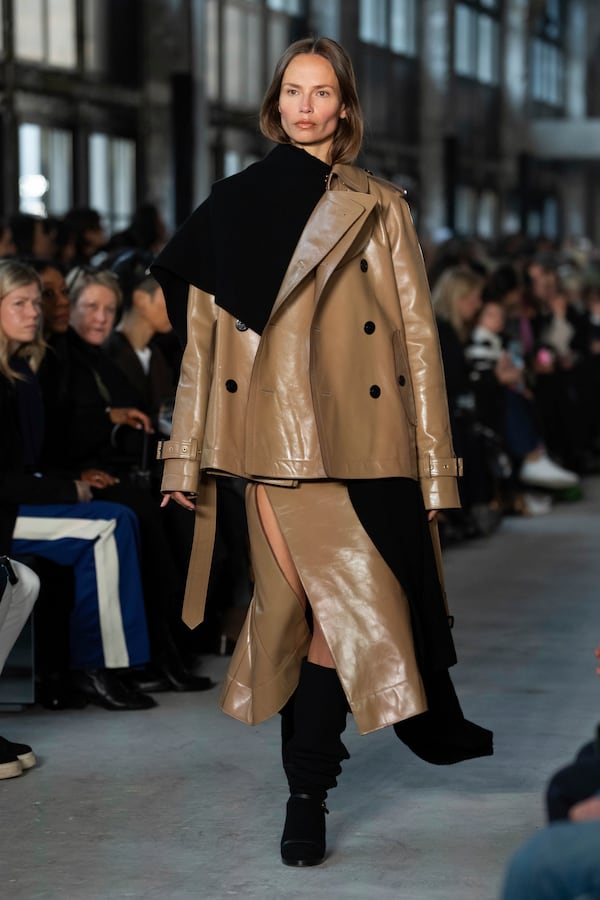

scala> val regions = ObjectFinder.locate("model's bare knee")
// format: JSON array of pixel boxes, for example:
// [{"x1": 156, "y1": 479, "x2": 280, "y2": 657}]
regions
[
  {"x1": 308, "y1": 616, "x2": 335, "y2": 668},
  {"x1": 255, "y1": 484, "x2": 305, "y2": 604}
]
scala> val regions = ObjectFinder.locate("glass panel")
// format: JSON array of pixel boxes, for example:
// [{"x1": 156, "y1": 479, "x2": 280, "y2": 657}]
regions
[
  {"x1": 477, "y1": 15, "x2": 497, "y2": 84},
  {"x1": 391, "y1": 0, "x2": 416, "y2": 56},
  {"x1": 223, "y1": 5, "x2": 243, "y2": 105},
  {"x1": 84, "y1": 0, "x2": 106, "y2": 72},
  {"x1": 455, "y1": 185, "x2": 477, "y2": 235},
  {"x1": 477, "y1": 190, "x2": 497, "y2": 239},
  {"x1": 455, "y1": 5, "x2": 475, "y2": 76},
  {"x1": 224, "y1": 150, "x2": 242, "y2": 178},
  {"x1": 45, "y1": 128, "x2": 72, "y2": 214},
  {"x1": 268, "y1": 14, "x2": 289, "y2": 77},
  {"x1": 48, "y1": 0, "x2": 77, "y2": 67},
  {"x1": 15, "y1": 0, "x2": 45, "y2": 62},
  {"x1": 206, "y1": 0, "x2": 220, "y2": 101},
  {"x1": 111, "y1": 138, "x2": 135, "y2": 231},
  {"x1": 359, "y1": 0, "x2": 386, "y2": 47},
  {"x1": 19, "y1": 124, "x2": 72, "y2": 216},
  {"x1": 19, "y1": 124, "x2": 44, "y2": 215},
  {"x1": 89, "y1": 133, "x2": 109, "y2": 218},
  {"x1": 246, "y1": 10, "x2": 262, "y2": 107},
  {"x1": 267, "y1": 0, "x2": 302, "y2": 13},
  {"x1": 312, "y1": 0, "x2": 340, "y2": 41},
  {"x1": 542, "y1": 196, "x2": 559, "y2": 239}
]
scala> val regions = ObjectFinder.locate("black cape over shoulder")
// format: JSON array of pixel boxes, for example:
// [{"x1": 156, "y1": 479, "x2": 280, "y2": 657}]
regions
[{"x1": 152, "y1": 143, "x2": 330, "y2": 342}]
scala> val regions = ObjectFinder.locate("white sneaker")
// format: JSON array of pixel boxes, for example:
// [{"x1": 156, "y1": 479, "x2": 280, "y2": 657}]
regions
[
  {"x1": 519, "y1": 455, "x2": 579, "y2": 489},
  {"x1": 521, "y1": 492, "x2": 553, "y2": 516}
]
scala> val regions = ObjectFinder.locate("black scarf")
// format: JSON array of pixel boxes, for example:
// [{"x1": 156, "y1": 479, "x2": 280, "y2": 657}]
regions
[{"x1": 152, "y1": 144, "x2": 331, "y2": 341}]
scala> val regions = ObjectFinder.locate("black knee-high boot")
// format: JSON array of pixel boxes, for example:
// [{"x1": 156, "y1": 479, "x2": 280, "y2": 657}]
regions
[{"x1": 280, "y1": 659, "x2": 350, "y2": 867}]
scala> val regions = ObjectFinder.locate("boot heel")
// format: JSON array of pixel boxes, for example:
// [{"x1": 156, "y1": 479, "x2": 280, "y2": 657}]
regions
[{"x1": 281, "y1": 793, "x2": 328, "y2": 867}]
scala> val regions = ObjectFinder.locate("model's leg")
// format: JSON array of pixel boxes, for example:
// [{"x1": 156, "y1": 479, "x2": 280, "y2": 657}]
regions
[{"x1": 255, "y1": 485, "x2": 349, "y2": 866}]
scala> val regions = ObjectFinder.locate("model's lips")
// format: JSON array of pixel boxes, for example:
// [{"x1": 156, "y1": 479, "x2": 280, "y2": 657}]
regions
[{"x1": 295, "y1": 121, "x2": 315, "y2": 128}]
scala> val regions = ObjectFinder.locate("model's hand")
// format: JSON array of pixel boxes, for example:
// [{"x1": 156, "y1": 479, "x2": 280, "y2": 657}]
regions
[
  {"x1": 161, "y1": 490, "x2": 196, "y2": 511},
  {"x1": 428, "y1": 510, "x2": 438, "y2": 521},
  {"x1": 81, "y1": 468, "x2": 120, "y2": 489},
  {"x1": 108, "y1": 407, "x2": 153, "y2": 433}
]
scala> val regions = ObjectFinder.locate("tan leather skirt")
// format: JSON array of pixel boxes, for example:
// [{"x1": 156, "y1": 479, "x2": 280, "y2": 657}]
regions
[{"x1": 219, "y1": 480, "x2": 427, "y2": 735}]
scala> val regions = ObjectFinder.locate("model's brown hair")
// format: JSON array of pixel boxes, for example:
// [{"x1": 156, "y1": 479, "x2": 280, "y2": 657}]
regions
[
  {"x1": 0, "y1": 259, "x2": 45, "y2": 381},
  {"x1": 260, "y1": 37, "x2": 363, "y2": 165}
]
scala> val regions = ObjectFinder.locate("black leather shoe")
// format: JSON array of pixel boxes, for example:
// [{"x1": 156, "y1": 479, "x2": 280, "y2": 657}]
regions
[
  {"x1": 120, "y1": 666, "x2": 172, "y2": 693},
  {"x1": 36, "y1": 674, "x2": 89, "y2": 710},
  {"x1": 281, "y1": 793, "x2": 328, "y2": 867},
  {"x1": 71, "y1": 669, "x2": 157, "y2": 710},
  {"x1": 157, "y1": 660, "x2": 215, "y2": 692}
]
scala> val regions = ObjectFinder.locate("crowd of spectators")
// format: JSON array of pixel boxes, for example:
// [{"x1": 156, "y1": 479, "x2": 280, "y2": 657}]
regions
[
  {"x1": 424, "y1": 232, "x2": 600, "y2": 540},
  {"x1": 0, "y1": 206, "x2": 258, "y2": 783},
  {"x1": 1, "y1": 205, "x2": 599, "y2": 789}
]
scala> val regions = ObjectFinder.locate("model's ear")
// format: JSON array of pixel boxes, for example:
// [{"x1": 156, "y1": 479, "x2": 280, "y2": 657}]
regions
[{"x1": 339, "y1": 105, "x2": 347, "y2": 120}]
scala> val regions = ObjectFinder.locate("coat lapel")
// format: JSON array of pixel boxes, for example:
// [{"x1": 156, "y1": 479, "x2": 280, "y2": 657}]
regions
[{"x1": 269, "y1": 189, "x2": 377, "y2": 322}]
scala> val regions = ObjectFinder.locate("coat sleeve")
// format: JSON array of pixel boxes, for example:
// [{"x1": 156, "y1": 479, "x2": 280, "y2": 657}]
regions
[
  {"x1": 386, "y1": 195, "x2": 461, "y2": 509},
  {"x1": 158, "y1": 285, "x2": 217, "y2": 494}
]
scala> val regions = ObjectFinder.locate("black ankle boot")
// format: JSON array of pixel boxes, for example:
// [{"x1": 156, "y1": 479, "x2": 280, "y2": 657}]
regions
[
  {"x1": 281, "y1": 793, "x2": 328, "y2": 866},
  {"x1": 280, "y1": 660, "x2": 350, "y2": 866}
]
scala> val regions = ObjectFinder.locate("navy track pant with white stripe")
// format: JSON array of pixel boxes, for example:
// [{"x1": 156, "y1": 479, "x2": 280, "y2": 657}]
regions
[{"x1": 12, "y1": 500, "x2": 150, "y2": 670}]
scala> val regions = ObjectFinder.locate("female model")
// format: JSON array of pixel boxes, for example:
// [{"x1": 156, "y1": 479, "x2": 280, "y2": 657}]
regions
[{"x1": 155, "y1": 37, "x2": 492, "y2": 866}]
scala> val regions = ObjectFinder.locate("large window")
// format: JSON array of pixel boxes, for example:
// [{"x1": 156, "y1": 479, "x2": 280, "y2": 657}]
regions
[
  {"x1": 89, "y1": 134, "x2": 136, "y2": 234},
  {"x1": 19, "y1": 124, "x2": 72, "y2": 216},
  {"x1": 206, "y1": 0, "x2": 303, "y2": 108},
  {"x1": 530, "y1": 0, "x2": 565, "y2": 106},
  {"x1": 359, "y1": 0, "x2": 417, "y2": 56},
  {"x1": 14, "y1": 0, "x2": 77, "y2": 68},
  {"x1": 454, "y1": 0, "x2": 499, "y2": 85}
]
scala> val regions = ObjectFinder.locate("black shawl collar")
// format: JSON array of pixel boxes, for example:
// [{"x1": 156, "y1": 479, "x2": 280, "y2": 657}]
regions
[{"x1": 152, "y1": 144, "x2": 331, "y2": 341}]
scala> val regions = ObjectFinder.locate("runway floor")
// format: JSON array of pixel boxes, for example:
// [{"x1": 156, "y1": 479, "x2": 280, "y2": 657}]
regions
[{"x1": 1, "y1": 478, "x2": 599, "y2": 900}]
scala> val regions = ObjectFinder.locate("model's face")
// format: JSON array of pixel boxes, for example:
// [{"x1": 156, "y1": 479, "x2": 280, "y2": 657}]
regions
[
  {"x1": 278, "y1": 53, "x2": 346, "y2": 164},
  {"x1": 70, "y1": 284, "x2": 118, "y2": 345},
  {"x1": 40, "y1": 266, "x2": 71, "y2": 335},
  {"x1": 0, "y1": 282, "x2": 42, "y2": 345}
]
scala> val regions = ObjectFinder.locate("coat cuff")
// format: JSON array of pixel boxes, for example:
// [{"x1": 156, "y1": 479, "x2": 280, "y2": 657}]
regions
[
  {"x1": 420, "y1": 476, "x2": 461, "y2": 510},
  {"x1": 160, "y1": 457, "x2": 201, "y2": 495}
]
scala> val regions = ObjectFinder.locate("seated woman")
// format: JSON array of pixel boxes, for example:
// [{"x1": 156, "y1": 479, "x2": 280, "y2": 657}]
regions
[
  {"x1": 0, "y1": 258, "x2": 155, "y2": 711},
  {"x1": 37, "y1": 265, "x2": 211, "y2": 692},
  {"x1": 102, "y1": 250, "x2": 175, "y2": 434}
]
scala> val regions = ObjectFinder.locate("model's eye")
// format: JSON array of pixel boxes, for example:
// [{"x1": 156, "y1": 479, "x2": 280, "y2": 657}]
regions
[{"x1": 317, "y1": 90, "x2": 330, "y2": 97}]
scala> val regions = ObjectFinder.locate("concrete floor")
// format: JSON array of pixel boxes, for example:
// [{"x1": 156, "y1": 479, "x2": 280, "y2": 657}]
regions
[{"x1": 1, "y1": 480, "x2": 600, "y2": 900}]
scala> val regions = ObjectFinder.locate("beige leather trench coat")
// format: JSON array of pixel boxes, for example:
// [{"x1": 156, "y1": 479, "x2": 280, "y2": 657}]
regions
[{"x1": 159, "y1": 162, "x2": 462, "y2": 731}]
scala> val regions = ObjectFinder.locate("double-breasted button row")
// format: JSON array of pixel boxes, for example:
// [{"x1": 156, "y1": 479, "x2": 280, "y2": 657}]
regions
[
  {"x1": 360, "y1": 258, "x2": 368, "y2": 272},
  {"x1": 364, "y1": 320, "x2": 376, "y2": 334},
  {"x1": 225, "y1": 379, "x2": 238, "y2": 393},
  {"x1": 235, "y1": 320, "x2": 248, "y2": 332}
]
